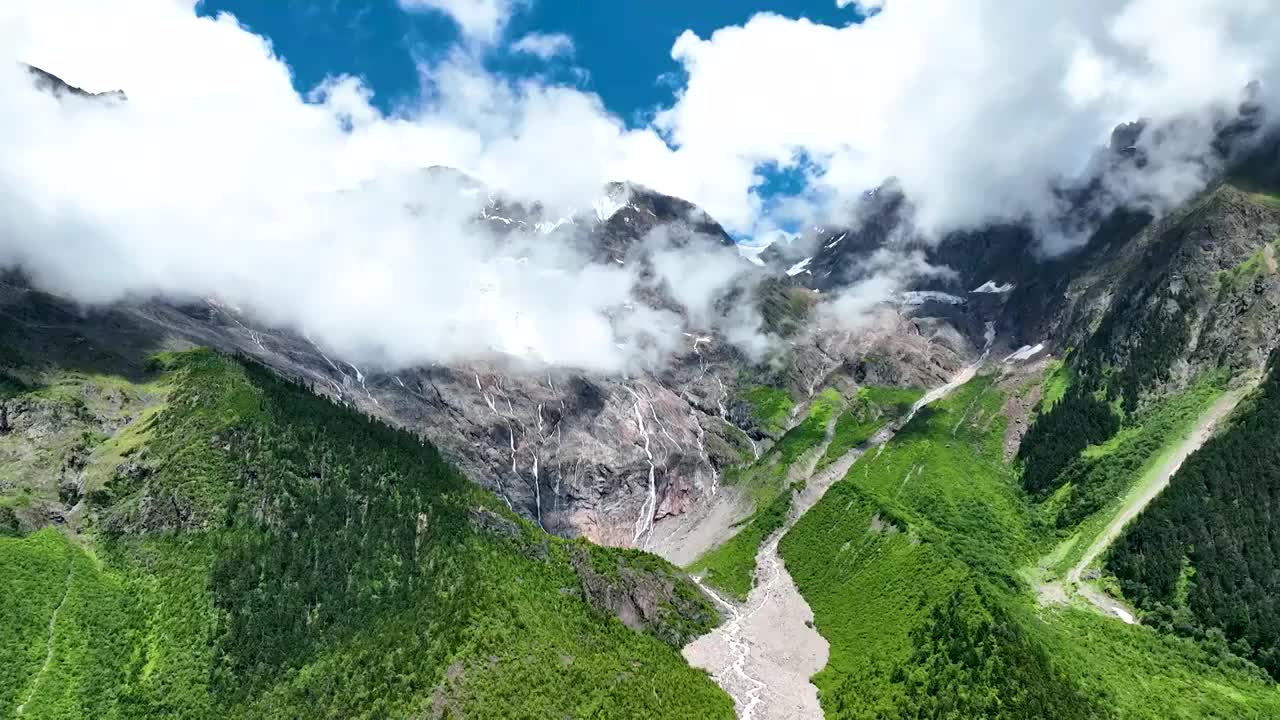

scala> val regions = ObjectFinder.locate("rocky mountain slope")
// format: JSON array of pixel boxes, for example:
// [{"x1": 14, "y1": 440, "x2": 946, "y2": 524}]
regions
[
  {"x1": 103, "y1": 180, "x2": 974, "y2": 549},
  {"x1": 0, "y1": 58, "x2": 984, "y2": 549},
  {"x1": 6, "y1": 65, "x2": 1278, "y2": 560}
]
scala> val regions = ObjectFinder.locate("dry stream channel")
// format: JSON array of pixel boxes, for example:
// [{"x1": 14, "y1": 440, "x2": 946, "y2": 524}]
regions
[{"x1": 676, "y1": 363, "x2": 982, "y2": 720}]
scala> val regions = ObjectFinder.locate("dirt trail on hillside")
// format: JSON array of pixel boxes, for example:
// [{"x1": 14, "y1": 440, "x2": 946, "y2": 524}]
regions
[
  {"x1": 1040, "y1": 382, "x2": 1254, "y2": 623},
  {"x1": 681, "y1": 361, "x2": 981, "y2": 719},
  {"x1": 1068, "y1": 385, "x2": 1250, "y2": 587},
  {"x1": 16, "y1": 560, "x2": 74, "y2": 716}
]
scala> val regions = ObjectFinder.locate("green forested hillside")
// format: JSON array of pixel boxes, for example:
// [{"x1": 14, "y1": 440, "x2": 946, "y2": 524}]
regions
[
  {"x1": 1110, "y1": 352, "x2": 1280, "y2": 679},
  {"x1": 1018, "y1": 383, "x2": 1119, "y2": 498},
  {"x1": 778, "y1": 373, "x2": 1280, "y2": 719},
  {"x1": 0, "y1": 350, "x2": 732, "y2": 719}
]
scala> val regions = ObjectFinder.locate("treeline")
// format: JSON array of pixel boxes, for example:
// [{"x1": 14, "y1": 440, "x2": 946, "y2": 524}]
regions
[{"x1": 1109, "y1": 351, "x2": 1280, "y2": 679}]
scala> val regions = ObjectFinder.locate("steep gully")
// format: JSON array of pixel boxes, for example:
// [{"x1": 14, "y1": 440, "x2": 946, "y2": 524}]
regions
[
  {"x1": 675, "y1": 349, "x2": 1251, "y2": 717},
  {"x1": 677, "y1": 357, "x2": 985, "y2": 720}
]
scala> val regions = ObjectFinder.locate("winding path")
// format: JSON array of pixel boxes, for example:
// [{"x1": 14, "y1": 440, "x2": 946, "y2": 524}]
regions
[
  {"x1": 1042, "y1": 381, "x2": 1254, "y2": 623},
  {"x1": 16, "y1": 561, "x2": 74, "y2": 716}
]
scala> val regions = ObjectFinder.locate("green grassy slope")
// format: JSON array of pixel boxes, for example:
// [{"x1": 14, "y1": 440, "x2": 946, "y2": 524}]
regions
[
  {"x1": 780, "y1": 373, "x2": 1280, "y2": 719},
  {"x1": 816, "y1": 386, "x2": 923, "y2": 471},
  {"x1": 738, "y1": 384, "x2": 796, "y2": 437},
  {"x1": 690, "y1": 385, "x2": 924, "y2": 603},
  {"x1": 824, "y1": 377, "x2": 1034, "y2": 578},
  {"x1": 1040, "y1": 609, "x2": 1277, "y2": 720},
  {"x1": 0, "y1": 350, "x2": 732, "y2": 719}
]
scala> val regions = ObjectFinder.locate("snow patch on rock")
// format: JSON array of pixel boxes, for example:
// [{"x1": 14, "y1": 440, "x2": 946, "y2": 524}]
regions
[
  {"x1": 535, "y1": 217, "x2": 574, "y2": 234},
  {"x1": 972, "y1": 280, "x2": 1015, "y2": 293},
  {"x1": 592, "y1": 193, "x2": 629, "y2": 222},
  {"x1": 786, "y1": 257, "x2": 813, "y2": 277},
  {"x1": 1004, "y1": 343, "x2": 1045, "y2": 362}
]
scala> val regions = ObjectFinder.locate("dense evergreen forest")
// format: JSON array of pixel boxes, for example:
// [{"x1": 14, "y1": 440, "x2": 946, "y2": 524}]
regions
[
  {"x1": 1110, "y1": 352, "x2": 1280, "y2": 679},
  {"x1": 1017, "y1": 384, "x2": 1119, "y2": 498},
  {"x1": 896, "y1": 584, "x2": 1100, "y2": 720},
  {"x1": 0, "y1": 350, "x2": 732, "y2": 718}
]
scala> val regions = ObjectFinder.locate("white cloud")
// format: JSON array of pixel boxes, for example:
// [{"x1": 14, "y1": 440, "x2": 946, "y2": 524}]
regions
[
  {"x1": 656, "y1": 0, "x2": 1280, "y2": 250},
  {"x1": 818, "y1": 246, "x2": 954, "y2": 331},
  {"x1": 511, "y1": 32, "x2": 574, "y2": 60},
  {"x1": 835, "y1": 0, "x2": 884, "y2": 12},
  {"x1": 1, "y1": 0, "x2": 1279, "y2": 379},
  {"x1": 0, "y1": 0, "x2": 758, "y2": 374},
  {"x1": 398, "y1": 0, "x2": 522, "y2": 44}
]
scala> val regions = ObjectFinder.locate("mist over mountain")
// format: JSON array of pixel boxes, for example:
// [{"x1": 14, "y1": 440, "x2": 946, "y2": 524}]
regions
[
  {"x1": 5, "y1": 2, "x2": 1280, "y2": 719},
  {"x1": 4, "y1": 0, "x2": 1280, "y2": 380}
]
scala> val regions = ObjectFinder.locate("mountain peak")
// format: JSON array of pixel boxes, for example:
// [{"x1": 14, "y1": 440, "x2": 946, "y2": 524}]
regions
[{"x1": 23, "y1": 64, "x2": 126, "y2": 102}]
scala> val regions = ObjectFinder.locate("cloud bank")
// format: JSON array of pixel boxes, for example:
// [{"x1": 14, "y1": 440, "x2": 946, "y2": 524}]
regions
[
  {"x1": 0, "y1": 0, "x2": 763, "y2": 374},
  {"x1": 658, "y1": 0, "x2": 1280, "y2": 249},
  {"x1": 1, "y1": 0, "x2": 1278, "y2": 376}
]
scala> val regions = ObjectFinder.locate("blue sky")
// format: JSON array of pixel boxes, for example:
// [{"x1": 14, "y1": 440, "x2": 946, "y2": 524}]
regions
[
  {"x1": 195, "y1": 0, "x2": 869, "y2": 233},
  {"x1": 199, "y1": 1, "x2": 864, "y2": 121}
]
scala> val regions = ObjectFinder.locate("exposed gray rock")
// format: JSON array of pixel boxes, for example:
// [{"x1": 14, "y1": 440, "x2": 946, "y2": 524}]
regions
[
  {"x1": 1041, "y1": 183, "x2": 1280, "y2": 408},
  {"x1": 23, "y1": 63, "x2": 127, "y2": 101},
  {"x1": 569, "y1": 546, "x2": 717, "y2": 648}
]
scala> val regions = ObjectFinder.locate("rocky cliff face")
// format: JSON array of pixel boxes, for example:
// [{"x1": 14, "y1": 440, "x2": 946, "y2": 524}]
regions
[
  {"x1": 100, "y1": 174, "x2": 978, "y2": 547},
  {"x1": 1049, "y1": 183, "x2": 1280, "y2": 403}
]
